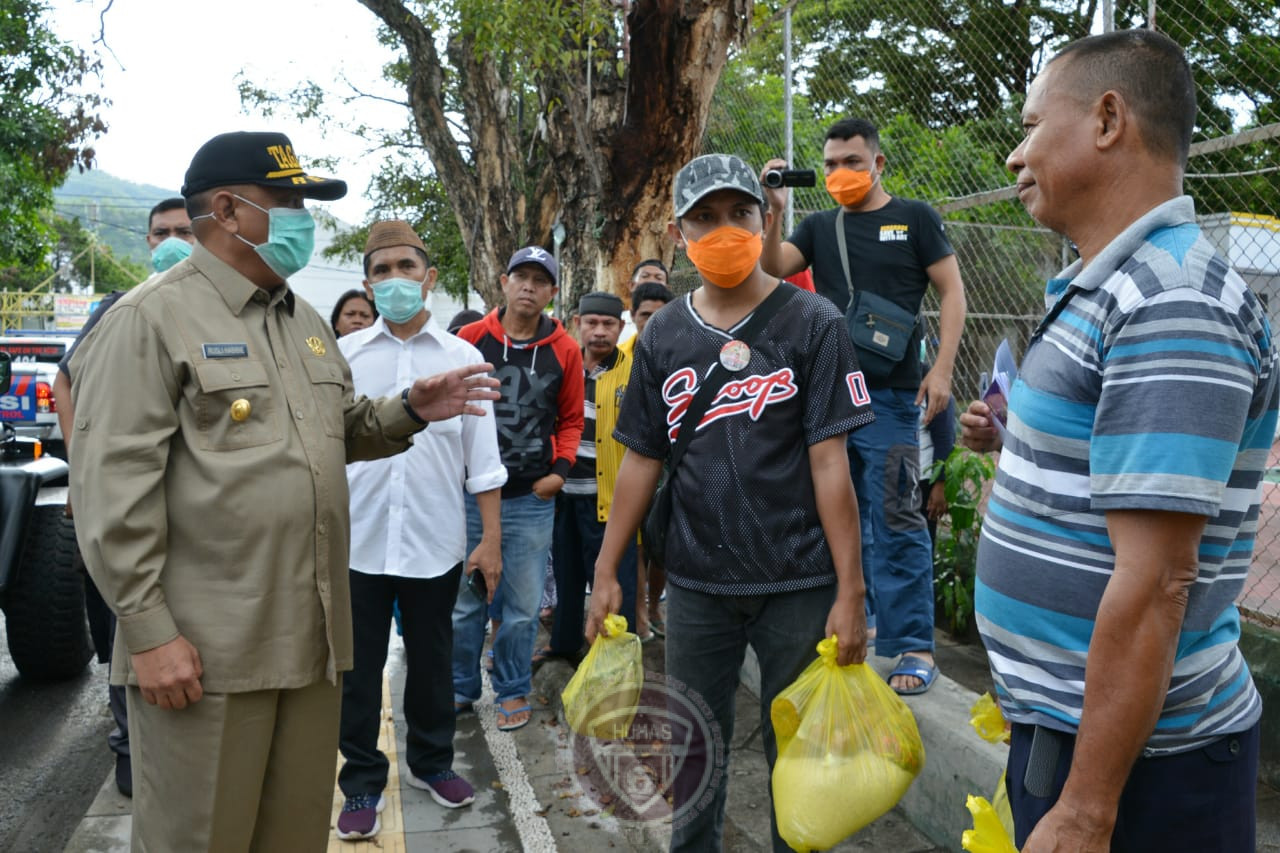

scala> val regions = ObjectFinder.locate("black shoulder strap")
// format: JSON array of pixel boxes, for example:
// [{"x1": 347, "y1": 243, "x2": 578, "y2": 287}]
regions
[
  {"x1": 836, "y1": 207, "x2": 855, "y2": 300},
  {"x1": 666, "y1": 284, "x2": 796, "y2": 472}
]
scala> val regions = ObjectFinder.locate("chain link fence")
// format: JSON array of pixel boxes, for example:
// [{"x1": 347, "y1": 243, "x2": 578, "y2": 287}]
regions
[{"x1": 697, "y1": 0, "x2": 1280, "y2": 621}]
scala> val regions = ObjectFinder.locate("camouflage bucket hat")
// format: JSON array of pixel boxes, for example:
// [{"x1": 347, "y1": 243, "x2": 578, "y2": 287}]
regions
[{"x1": 672, "y1": 154, "x2": 765, "y2": 217}]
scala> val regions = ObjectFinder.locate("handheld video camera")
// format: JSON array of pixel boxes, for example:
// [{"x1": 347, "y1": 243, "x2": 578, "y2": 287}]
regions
[{"x1": 763, "y1": 169, "x2": 817, "y2": 189}]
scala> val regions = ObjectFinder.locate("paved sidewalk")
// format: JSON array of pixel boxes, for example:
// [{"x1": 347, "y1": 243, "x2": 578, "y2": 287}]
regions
[{"x1": 64, "y1": 632, "x2": 945, "y2": 852}]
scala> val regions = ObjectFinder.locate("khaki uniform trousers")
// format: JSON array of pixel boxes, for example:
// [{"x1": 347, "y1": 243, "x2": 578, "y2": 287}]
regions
[{"x1": 127, "y1": 677, "x2": 341, "y2": 852}]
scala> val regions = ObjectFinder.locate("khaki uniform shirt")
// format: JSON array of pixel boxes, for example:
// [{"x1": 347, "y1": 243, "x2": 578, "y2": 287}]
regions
[{"x1": 69, "y1": 244, "x2": 421, "y2": 692}]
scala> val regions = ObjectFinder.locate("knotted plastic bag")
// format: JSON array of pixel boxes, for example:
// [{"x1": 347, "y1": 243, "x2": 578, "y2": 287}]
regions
[
  {"x1": 962, "y1": 794, "x2": 1019, "y2": 853},
  {"x1": 969, "y1": 691, "x2": 1011, "y2": 744},
  {"x1": 770, "y1": 636, "x2": 926, "y2": 852},
  {"x1": 561, "y1": 613, "x2": 643, "y2": 739},
  {"x1": 965, "y1": 693, "x2": 1015, "y2": 843}
]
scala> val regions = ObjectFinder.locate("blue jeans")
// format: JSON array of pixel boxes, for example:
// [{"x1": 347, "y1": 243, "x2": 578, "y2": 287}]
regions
[
  {"x1": 664, "y1": 582, "x2": 833, "y2": 853},
  {"x1": 849, "y1": 387, "x2": 934, "y2": 658},
  {"x1": 550, "y1": 492, "x2": 637, "y2": 654},
  {"x1": 451, "y1": 492, "x2": 554, "y2": 705}
]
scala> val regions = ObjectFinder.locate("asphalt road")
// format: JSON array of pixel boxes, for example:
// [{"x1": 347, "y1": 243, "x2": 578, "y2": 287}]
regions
[{"x1": 0, "y1": 610, "x2": 113, "y2": 853}]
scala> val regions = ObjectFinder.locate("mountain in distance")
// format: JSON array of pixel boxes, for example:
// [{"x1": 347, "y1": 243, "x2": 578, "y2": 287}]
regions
[
  {"x1": 54, "y1": 170, "x2": 179, "y2": 266},
  {"x1": 51, "y1": 169, "x2": 379, "y2": 320}
]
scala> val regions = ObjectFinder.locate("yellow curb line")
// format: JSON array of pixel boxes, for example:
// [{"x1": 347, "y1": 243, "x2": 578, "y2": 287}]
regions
[{"x1": 327, "y1": 671, "x2": 406, "y2": 851}]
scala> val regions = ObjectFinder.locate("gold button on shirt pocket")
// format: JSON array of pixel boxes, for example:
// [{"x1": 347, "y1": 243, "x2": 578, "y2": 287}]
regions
[
  {"x1": 193, "y1": 360, "x2": 281, "y2": 450},
  {"x1": 303, "y1": 357, "x2": 346, "y2": 438}
]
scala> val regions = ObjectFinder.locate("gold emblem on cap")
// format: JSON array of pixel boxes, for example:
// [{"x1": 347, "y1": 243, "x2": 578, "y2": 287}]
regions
[
  {"x1": 306, "y1": 336, "x2": 326, "y2": 356},
  {"x1": 230, "y1": 399, "x2": 251, "y2": 422}
]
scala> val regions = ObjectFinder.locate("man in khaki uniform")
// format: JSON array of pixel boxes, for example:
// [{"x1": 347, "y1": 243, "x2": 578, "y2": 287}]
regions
[{"x1": 67, "y1": 131, "x2": 499, "y2": 852}]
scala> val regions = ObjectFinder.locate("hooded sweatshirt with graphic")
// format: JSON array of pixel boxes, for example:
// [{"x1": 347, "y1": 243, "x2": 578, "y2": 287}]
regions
[{"x1": 458, "y1": 309, "x2": 584, "y2": 498}]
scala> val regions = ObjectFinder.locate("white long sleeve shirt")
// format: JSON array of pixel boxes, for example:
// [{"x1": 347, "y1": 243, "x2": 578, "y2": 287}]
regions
[{"x1": 340, "y1": 316, "x2": 507, "y2": 578}]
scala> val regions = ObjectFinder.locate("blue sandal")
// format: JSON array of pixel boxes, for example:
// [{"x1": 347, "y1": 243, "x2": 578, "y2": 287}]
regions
[
  {"x1": 888, "y1": 654, "x2": 939, "y2": 695},
  {"x1": 495, "y1": 702, "x2": 531, "y2": 732}
]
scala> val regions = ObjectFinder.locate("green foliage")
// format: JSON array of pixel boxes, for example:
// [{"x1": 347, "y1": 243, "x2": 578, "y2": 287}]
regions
[
  {"x1": 318, "y1": 155, "x2": 470, "y2": 301},
  {"x1": 876, "y1": 112, "x2": 1015, "y2": 213},
  {"x1": 55, "y1": 170, "x2": 179, "y2": 267},
  {"x1": 1116, "y1": 0, "x2": 1280, "y2": 217},
  {"x1": 929, "y1": 445, "x2": 996, "y2": 635},
  {"x1": 703, "y1": 60, "x2": 829, "y2": 215},
  {"x1": 750, "y1": 0, "x2": 1095, "y2": 130},
  {"x1": 0, "y1": 0, "x2": 107, "y2": 284},
  {"x1": 458, "y1": 0, "x2": 618, "y2": 82},
  {"x1": 0, "y1": 215, "x2": 145, "y2": 292}
]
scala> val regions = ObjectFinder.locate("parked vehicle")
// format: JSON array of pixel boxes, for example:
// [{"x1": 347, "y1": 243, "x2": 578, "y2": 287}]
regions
[
  {"x1": 0, "y1": 333, "x2": 73, "y2": 461},
  {"x1": 0, "y1": 351, "x2": 91, "y2": 681}
]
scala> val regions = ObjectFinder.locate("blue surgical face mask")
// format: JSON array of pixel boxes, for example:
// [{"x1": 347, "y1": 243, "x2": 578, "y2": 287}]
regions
[
  {"x1": 371, "y1": 277, "x2": 429, "y2": 324},
  {"x1": 151, "y1": 237, "x2": 192, "y2": 272},
  {"x1": 229, "y1": 193, "x2": 316, "y2": 279}
]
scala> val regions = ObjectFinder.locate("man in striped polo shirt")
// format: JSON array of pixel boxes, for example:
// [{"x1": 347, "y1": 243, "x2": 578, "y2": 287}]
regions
[{"x1": 961, "y1": 30, "x2": 1277, "y2": 853}]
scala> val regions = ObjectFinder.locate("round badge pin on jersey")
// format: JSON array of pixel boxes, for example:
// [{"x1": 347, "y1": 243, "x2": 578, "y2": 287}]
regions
[{"x1": 719, "y1": 340, "x2": 751, "y2": 372}]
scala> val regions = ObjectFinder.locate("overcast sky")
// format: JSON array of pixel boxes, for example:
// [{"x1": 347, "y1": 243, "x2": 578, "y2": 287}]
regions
[{"x1": 50, "y1": 0, "x2": 406, "y2": 225}]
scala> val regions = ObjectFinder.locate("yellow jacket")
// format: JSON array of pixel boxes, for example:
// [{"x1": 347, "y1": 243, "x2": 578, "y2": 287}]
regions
[{"x1": 592, "y1": 344, "x2": 631, "y2": 521}]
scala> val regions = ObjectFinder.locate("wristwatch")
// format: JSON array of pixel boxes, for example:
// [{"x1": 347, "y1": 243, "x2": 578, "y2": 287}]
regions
[{"x1": 401, "y1": 387, "x2": 428, "y2": 426}]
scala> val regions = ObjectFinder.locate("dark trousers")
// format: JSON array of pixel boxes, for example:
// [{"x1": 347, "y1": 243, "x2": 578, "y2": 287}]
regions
[
  {"x1": 550, "y1": 492, "x2": 637, "y2": 655},
  {"x1": 665, "y1": 582, "x2": 833, "y2": 852},
  {"x1": 339, "y1": 564, "x2": 463, "y2": 797},
  {"x1": 84, "y1": 571, "x2": 128, "y2": 758},
  {"x1": 1007, "y1": 720, "x2": 1259, "y2": 852}
]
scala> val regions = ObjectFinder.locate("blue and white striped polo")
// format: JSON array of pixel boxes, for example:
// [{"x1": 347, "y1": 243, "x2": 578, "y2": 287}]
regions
[{"x1": 975, "y1": 196, "x2": 1279, "y2": 754}]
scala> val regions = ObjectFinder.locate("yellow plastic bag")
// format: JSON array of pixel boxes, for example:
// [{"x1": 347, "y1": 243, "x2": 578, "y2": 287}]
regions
[
  {"x1": 969, "y1": 692, "x2": 1011, "y2": 744},
  {"x1": 967, "y1": 693, "x2": 1015, "y2": 840},
  {"x1": 561, "y1": 613, "x2": 643, "y2": 739},
  {"x1": 961, "y1": 794, "x2": 1019, "y2": 853},
  {"x1": 770, "y1": 636, "x2": 926, "y2": 853}
]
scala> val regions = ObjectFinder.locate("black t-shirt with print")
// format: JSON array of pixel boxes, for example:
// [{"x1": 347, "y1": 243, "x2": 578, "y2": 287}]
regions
[
  {"x1": 788, "y1": 197, "x2": 953, "y2": 389},
  {"x1": 614, "y1": 287, "x2": 874, "y2": 595}
]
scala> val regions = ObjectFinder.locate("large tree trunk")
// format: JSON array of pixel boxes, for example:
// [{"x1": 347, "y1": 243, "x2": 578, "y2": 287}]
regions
[
  {"x1": 361, "y1": 0, "x2": 749, "y2": 312},
  {"x1": 361, "y1": 0, "x2": 525, "y2": 308},
  {"x1": 548, "y1": 0, "x2": 751, "y2": 311}
]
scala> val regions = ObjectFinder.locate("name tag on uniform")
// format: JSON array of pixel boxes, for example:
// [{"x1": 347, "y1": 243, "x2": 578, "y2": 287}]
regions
[{"x1": 202, "y1": 343, "x2": 249, "y2": 359}]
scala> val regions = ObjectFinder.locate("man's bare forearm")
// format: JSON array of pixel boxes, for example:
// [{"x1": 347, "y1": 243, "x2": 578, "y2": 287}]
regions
[{"x1": 1055, "y1": 510, "x2": 1203, "y2": 831}]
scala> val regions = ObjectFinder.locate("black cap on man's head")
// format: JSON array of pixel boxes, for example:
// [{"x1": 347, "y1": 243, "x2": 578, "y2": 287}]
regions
[
  {"x1": 506, "y1": 246, "x2": 558, "y2": 285},
  {"x1": 576, "y1": 291, "x2": 624, "y2": 319},
  {"x1": 181, "y1": 131, "x2": 347, "y2": 201}
]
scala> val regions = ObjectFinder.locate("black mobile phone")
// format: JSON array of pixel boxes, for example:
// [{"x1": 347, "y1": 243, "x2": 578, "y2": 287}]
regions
[{"x1": 466, "y1": 569, "x2": 488, "y2": 600}]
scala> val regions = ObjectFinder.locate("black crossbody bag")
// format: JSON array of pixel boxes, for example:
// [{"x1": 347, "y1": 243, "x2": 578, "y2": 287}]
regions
[
  {"x1": 642, "y1": 284, "x2": 796, "y2": 570},
  {"x1": 836, "y1": 208, "x2": 920, "y2": 381}
]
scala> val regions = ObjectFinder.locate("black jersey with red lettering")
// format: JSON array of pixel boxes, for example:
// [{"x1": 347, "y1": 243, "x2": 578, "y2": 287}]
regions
[{"x1": 614, "y1": 285, "x2": 874, "y2": 594}]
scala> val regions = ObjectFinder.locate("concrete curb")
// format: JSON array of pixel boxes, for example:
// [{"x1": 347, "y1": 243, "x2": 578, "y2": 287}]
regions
[{"x1": 741, "y1": 646, "x2": 1006, "y2": 850}]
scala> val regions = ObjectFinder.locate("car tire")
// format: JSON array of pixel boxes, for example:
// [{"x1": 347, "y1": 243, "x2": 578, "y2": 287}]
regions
[{"x1": 4, "y1": 505, "x2": 92, "y2": 681}]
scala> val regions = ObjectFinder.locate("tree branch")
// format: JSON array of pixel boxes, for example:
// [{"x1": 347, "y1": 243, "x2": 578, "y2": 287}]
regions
[
  {"x1": 339, "y1": 74, "x2": 410, "y2": 109},
  {"x1": 357, "y1": 0, "x2": 479, "y2": 227}
]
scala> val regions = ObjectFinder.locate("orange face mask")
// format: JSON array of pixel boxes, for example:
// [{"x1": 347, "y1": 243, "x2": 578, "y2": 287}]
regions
[
  {"x1": 825, "y1": 168, "x2": 876, "y2": 207},
  {"x1": 682, "y1": 226, "x2": 762, "y2": 289}
]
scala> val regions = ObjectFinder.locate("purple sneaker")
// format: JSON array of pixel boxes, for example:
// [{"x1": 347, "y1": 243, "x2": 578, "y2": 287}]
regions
[
  {"x1": 409, "y1": 769, "x2": 476, "y2": 808},
  {"x1": 335, "y1": 793, "x2": 384, "y2": 840}
]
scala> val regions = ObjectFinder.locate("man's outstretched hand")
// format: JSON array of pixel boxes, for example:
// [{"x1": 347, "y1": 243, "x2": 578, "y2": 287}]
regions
[{"x1": 408, "y1": 363, "x2": 500, "y2": 422}]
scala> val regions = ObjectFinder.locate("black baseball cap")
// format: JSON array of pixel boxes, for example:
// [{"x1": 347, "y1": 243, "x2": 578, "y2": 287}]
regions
[
  {"x1": 506, "y1": 246, "x2": 559, "y2": 285},
  {"x1": 181, "y1": 131, "x2": 347, "y2": 201}
]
